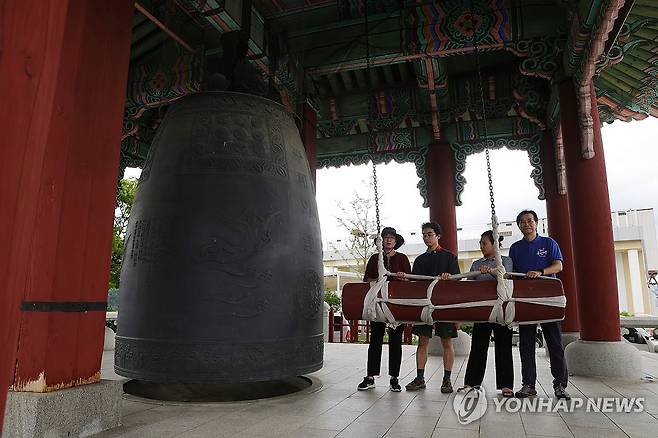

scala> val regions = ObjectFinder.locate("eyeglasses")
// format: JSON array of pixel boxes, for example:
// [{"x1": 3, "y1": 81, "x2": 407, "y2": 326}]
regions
[{"x1": 422, "y1": 232, "x2": 436, "y2": 237}]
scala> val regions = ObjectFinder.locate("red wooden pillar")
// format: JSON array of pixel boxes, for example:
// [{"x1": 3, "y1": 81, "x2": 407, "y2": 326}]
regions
[
  {"x1": 559, "y1": 79, "x2": 620, "y2": 342},
  {"x1": 0, "y1": 0, "x2": 133, "y2": 428},
  {"x1": 328, "y1": 309, "x2": 335, "y2": 342},
  {"x1": 541, "y1": 131, "x2": 580, "y2": 334},
  {"x1": 301, "y1": 102, "x2": 318, "y2": 192},
  {"x1": 426, "y1": 141, "x2": 458, "y2": 254}
]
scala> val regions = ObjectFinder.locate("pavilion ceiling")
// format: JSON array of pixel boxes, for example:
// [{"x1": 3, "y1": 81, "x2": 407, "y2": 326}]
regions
[
  {"x1": 119, "y1": 0, "x2": 657, "y2": 181},
  {"x1": 594, "y1": 0, "x2": 658, "y2": 123}
]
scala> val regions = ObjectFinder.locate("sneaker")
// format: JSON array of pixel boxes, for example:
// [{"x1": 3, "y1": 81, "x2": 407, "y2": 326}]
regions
[
  {"x1": 441, "y1": 380, "x2": 454, "y2": 394},
  {"x1": 357, "y1": 376, "x2": 375, "y2": 391},
  {"x1": 554, "y1": 384, "x2": 571, "y2": 400},
  {"x1": 514, "y1": 384, "x2": 537, "y2": 398},
  {"x1": 405, "y1": 377, "x2": 426, "y2": 391},
  {"x1": 390, "y1": 377, "x2": 401, "y2": 392}
]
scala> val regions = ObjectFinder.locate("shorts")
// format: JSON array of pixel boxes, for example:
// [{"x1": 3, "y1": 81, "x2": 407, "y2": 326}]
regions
[{"x1": 411, "y1": 322, "x2": 458, "y2": 339}]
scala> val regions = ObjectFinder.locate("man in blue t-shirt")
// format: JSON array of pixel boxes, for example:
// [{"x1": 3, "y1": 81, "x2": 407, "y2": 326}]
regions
[{"x1": 509, "y1": 210, "x2": 570, "y2": 400}]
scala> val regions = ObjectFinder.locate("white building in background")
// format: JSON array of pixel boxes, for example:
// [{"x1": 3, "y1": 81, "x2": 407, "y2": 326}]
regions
[
  {"x1": 610, "y1": 209, "x2": 658, "y2": 316},
  {"x1": 323, "y1": 208, "x2": 658, "y2": 316}
]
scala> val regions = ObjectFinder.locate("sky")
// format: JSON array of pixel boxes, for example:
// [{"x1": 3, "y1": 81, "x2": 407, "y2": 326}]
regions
[
  {"x1": 124, "y1": 117, "x2": 658, "y2": 244},
  {"x1": 316, "y1": 117, "x2": 658, "y2": 242}
]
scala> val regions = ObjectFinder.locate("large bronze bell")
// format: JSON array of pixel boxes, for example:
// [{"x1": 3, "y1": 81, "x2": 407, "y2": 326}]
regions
[{"x1": 115, "y1": 92, "x2": 324, "y2": 383}]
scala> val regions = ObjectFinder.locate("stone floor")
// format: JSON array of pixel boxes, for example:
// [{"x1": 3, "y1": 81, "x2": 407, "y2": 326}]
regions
[{"x1": 96, "y1": 343, "x2": 658, "y2": 438}]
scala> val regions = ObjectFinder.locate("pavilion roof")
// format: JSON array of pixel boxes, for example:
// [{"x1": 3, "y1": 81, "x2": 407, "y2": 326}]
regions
[
  {"x1": 595, "y1": 0, "x2": 658, "y2": 123},
  {"x1": 120, "y1": 0, "x2": 657, "y2": 175}
]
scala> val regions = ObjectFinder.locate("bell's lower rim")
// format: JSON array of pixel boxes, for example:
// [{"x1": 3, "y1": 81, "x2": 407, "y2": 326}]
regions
[
  {"x1": 122, "y1": 375, "x2": 322, "y2": 403},
  {"x1": 114, "y1": 360, "x2": 324, "y2": 385}
]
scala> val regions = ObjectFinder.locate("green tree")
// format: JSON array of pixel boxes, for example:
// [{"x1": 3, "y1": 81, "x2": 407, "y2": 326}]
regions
[
  {"x1": 331, "y1": 178, "x2": 380, "y2": 274},
  {"x1": 107, "y1": 288, "x2": 120, "y2": 312},
  {"x1": 109, "y1": 178, "x2": 138, "y2": 289},
  {"x1": 323, "y1": 290, "x2": 341, "y2": 312}
]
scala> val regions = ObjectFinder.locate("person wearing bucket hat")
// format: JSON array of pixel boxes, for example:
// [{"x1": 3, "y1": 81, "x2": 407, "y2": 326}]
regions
[
  {"x1": 357, "y1": 227, "x2": 411, "y2": 393},
  {"x1": 378, "y1": 226, "x2": 405, "y2": 250}
]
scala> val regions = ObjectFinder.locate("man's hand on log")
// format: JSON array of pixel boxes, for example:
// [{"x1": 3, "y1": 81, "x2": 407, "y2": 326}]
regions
[
  {"x1": 526, "y1": 270, "x2": 542, "y2": 278},
  {"x1": 395, "y1": 272, "x2": 407, "y2": 280},
  {"x1": 439, "y1": 273, "x2": 452, "y2": 280}
]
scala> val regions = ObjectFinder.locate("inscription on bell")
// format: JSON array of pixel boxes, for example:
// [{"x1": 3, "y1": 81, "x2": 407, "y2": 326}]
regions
[{"x1": 181, "y1": 109, "x2": 288, "y2": 178}]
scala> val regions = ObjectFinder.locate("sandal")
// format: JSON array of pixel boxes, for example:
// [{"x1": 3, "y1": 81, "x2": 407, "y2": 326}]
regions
[
  {"x1": 501, "y1": 387, "x2": 514, "y2": 398},
  {"x1": 456, "y1": 385, "x2": 472, "y2": 393}
]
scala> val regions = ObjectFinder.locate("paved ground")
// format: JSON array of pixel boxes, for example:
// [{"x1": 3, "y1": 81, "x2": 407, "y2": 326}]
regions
[{"x1": 96, "y1": 342, "x2": 658, "y2": 437}]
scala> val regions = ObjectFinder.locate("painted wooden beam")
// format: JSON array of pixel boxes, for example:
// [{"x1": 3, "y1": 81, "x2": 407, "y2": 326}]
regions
[
  {"x1": 576, "y1": 0, "x2": 626, "y2": 159},
  {"x1": 135, "y1": 2, "x2": 194, "y2": 52},
  {"x1": 340, "y1": 71, "x2": 355, "y2": 93},
  {"x1": 424, "y1": 58, "x2": 441, "y2": 140}
]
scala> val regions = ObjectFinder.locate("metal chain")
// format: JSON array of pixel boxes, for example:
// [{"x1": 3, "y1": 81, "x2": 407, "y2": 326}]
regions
[
  {"x1": 468, "y1": 0, "x2": 496, "y2": 220},
  {"x1": 372, "y1": 161, "x2": 381, "y2": 234},
  {"x1": 467, "y1": 0, "x2": 502, "y2": 270},
  {"x1": 485, "y1": 149, "x2": 495, "y2": 217},
  {"x1": 365, "y1": 2, "x2": 381, "y2": 235},
  {"x1": 474, "y1": 50, "x2": 496, "y2": 218}
]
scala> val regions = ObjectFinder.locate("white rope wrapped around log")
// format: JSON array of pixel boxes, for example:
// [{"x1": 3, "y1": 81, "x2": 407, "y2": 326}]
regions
[{"x1": 360, "y1": 266, "x2": 566, "y2": 327}]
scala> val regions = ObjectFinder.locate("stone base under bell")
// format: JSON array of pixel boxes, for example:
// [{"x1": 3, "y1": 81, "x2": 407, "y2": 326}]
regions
[
  {"x1": 565, "y1": 340, "x2": 642, "y2": 379},
  {"x1": 2, "y1": 380, "x2": 122, "y2": 438},
  {"x1": 428, "y1": 330, "x2": 472, "y2": 356}
]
